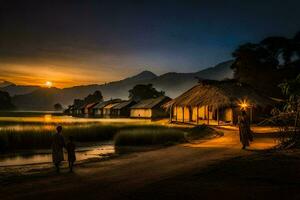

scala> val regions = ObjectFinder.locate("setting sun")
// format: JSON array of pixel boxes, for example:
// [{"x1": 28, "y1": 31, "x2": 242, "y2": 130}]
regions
[{"x1": 45, "y1": 81, "x2": 53, "y2": 88}]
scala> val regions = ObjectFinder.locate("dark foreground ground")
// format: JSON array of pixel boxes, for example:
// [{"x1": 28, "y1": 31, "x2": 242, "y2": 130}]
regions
[
  {"x1": 129, "y1": 150, "x2": 300, "y2": 200},
  {"x1": 0, "y1": 127, "x2": 299, "y2": 200}
]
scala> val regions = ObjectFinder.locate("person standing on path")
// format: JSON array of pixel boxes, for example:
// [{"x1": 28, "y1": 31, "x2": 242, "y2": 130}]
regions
[
  {"x1": 52, "y1": 125, "x2": 65, "y2": 173},
  {"x1": 238, "y1": 110, "x2": 253, "y2": 149}
]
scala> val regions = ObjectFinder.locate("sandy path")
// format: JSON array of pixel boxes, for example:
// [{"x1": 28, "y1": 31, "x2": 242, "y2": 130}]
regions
[{"x1": 0, "y1": 127, "x2": 277, "y2": 200}]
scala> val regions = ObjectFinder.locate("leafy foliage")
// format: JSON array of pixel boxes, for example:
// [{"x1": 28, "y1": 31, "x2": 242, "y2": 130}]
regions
[
  {"x1": 129, "y1": 84, "x2": 165, "y2": 102},
  {"x1": 0, "y1": 91, "x2": 14, "y2": 110},
  {"x1": 54, "y1": 103, "x2": 63, "y2": 111},
  {"x1": 266, "y1": 74, "x2": 300, "y2": 148},
  {"x1": 84, "y1": 90, "x2": 103, "y2": 104},
  {"x1": 231, "y1": 31, "x2": 300, "y2": 97},
  {"x1": 72, "y1": 90, "x2": 103, "y2": 107}
]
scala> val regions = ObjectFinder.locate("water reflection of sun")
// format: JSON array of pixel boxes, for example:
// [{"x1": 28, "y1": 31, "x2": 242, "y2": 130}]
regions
[{"x1": 44, "y1": 114, "x2": 52, "y2": 122}]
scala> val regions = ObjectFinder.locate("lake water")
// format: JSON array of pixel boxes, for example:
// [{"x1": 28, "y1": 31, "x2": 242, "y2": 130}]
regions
[
  {"x1": 0, "y1": 111, "x2": 152, "y2": 125},
  {"x1": 0, "y1": 144, "x2": 115, "y2": 166}
]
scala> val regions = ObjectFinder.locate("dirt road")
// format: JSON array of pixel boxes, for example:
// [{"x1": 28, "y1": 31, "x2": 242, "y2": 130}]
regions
[{"x1": 0, "y1": 127, "x2": 278, "y2": 200}]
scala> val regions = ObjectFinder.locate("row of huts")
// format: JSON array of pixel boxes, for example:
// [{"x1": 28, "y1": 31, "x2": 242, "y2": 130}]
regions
[
  {"x1": 65, "y1": 79, "x2": 275, "y2": 124},
  {"x1": 65, "y1": 96, "x2": 171, "y2": 119}
]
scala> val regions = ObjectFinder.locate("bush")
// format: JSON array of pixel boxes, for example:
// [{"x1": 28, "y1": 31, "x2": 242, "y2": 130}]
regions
[
  {"x1": 114, "y1": 128, "x2": 186, "y2": 146},
  {"x1": 187, "y1": 125, "x2": 223, "y2": 139}
]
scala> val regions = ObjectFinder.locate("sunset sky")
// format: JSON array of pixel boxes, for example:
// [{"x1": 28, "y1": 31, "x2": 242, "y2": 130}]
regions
[{"x1": 1, "y1": 0, "x2": 300, "y2": 88}]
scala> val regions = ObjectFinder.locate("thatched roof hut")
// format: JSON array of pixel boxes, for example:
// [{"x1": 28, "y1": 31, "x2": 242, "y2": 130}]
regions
[
  {"x1": 164, "y1": 80, "x2": 275, "y2": 125},
  {"x1": 92, "y1": 99, "x2": 122, "y2": 116},
  {"x1": 109, "y1": 100, "x2": 136, "y2": 117},
  {"x1": 130, "y1": 96, "x2": 171, "y2": 118},
  {"x1": 164, "y1": 80, "x2": 275, "y2": 109}
]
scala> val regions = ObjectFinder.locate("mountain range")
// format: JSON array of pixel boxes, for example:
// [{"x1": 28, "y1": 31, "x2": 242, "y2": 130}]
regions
[{"x1": 0, "y1": 60, "x2": 234, "y2": 110}]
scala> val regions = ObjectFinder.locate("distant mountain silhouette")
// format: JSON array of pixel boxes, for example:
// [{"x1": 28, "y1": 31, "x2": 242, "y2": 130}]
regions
[
  {"x1": 0, "y1": 81, "x2": 14, "y2": 88},
  {"x1": 9, "y1": 60, "x2": 234, "y2": 110},
  {"x1": 12, "y1": 87, "x2": 62, "y2": 110},
  {"x1": 0, "y1": 84, "x2": 40, "y2": 96}
]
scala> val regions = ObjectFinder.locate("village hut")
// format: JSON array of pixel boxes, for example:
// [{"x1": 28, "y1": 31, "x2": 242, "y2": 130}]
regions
[
  {"x1": 110, "y1": 100, "x2": 136, "y2": 117},
  {"x1": 164, "y1": 80, "x2": 275, "y2": 125},
  {"x1": 103, "y1": 102, "x2": 123, "y2": 117},
  {"x1": 83, "y1": 102, "x2": 100, "y2": 116},
  {"x1": 130, "y1": 96, "x2": 171, "y2": 118},
  {"x1": 72, "y1": 104, "x2": 84, "y2": 116},
  {"x1": 92, "y1": 99, "x2": 122, "y2": 117},
  {"x1": 64, "y1": 105, "x2": 74, "y2": 115}
]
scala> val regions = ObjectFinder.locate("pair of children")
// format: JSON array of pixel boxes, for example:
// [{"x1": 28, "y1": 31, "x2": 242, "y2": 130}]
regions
[{"x1": 52, "y1": 126, "x2": 76, "y2": 173}]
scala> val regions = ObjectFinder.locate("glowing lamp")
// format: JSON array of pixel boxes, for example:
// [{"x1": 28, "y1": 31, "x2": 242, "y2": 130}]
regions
[{"x1": 239, "y1": 99, "x2": 249, "y2": 110}]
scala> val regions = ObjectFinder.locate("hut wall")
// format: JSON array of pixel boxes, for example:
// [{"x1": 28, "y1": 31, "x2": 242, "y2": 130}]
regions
[
  {"x1": 172, "y1": 106, "x2": 178, "y2": 120},
  {"x1": 173, "y1": 106, "x2": 191, "y2": 122},
  {"x1": 111, "y1": 109, "x2": 130, "y2": 117},
  {"x1": 219, "y1": 108, "x2": 233, "y2": 123},
  {"x1": 94, "y1": 109, "x2": 103, "y2": 116},
  {"x1": 120, "y1": 108, "x2": 131, "y2": 117},
  {"x1": 191, "y1": 106, "x2": 206, "y2": 121},
  {"x1": 198, "y1": 106, "x2": 205, "y2": 119},
  {"x1": 192, "y1": 107, "x2": 197, "y2": 121},
  {"x1": 103, "y1": 109, "x2": 111, "y2": 117},
  {"x1": 184, "y1": 107, "x2": 190, "y2": 121},
  {"x1": 130, "y1": 109, "x2": 152, "y2": 118},
  {"x1": 173, "y1": 106, "x2": 208, "y2": 122},
  {"x1": 174, "y1": 106, "x2": 183, "y2": 121},
  {"x1": 152, "y1": 108, "x2": 168, "y2": 118},
  {"x1": 224, "y1": 108, "x2": 233, "y2": 122},
  {"x1": 208, "y1": 106, "x2": 213, "y2": 120}
]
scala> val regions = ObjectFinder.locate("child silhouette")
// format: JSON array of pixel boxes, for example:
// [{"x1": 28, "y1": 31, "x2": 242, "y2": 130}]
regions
[{"x1": 66, "y1": 136, "x2": 76, "y2": 172}]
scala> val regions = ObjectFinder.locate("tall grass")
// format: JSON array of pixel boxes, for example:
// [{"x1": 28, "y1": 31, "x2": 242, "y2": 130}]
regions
[
  {"x1": 114, "y1": 128, "x2": 186, "y2": 146},
  {"x1": 0, "y1": 124, "x2": 168, "y2": 152}
]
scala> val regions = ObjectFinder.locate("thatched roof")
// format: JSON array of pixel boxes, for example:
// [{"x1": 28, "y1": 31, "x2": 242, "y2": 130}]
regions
[
  {"x1": 112, "y1": 100, "x2": 135, "y2": 110},
  {"x1": 131, "y1": 96, "x2": 171, "y2": 109},
  {"x1": 85, "y1": 102, "x2": 99, "y2": 109},
  {"x1": 93, "y1": 99, "x2": 122, "y2": 109},
  {"x1": 104, "y1": 102, "x2": 122, "y2": 109},
  {"x1": 164, "y1": 80, "x2": 275, "y2": 109}
]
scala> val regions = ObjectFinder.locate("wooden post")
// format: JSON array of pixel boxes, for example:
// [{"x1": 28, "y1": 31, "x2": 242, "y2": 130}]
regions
[
  {"x1": 169, "y1": 104, "x2": 172, "y2": 123},
  {"x1": 175, "y1": 106, "x2": 178, "y2": 121},
  {"x1": 207, "y1": 106, "x2": 210, "y2": 125},
  {"x1": 182, "y1": 107, "x2": 184, "y2": 123},
  {"x1": 217, "y1": 106, "x2": 219, "y2": 125},
  {"x1": 250, "y1": 107, "x2": 253, "y2": 124},
  {"x1": 196, "y1": 106, "x2": 199, "y2": 125},
  {"x1": 232, "y1": 107, "x2": 235, "y2": 125}
]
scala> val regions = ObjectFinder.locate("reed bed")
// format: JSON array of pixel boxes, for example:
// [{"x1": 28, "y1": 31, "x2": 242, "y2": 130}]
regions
[
  {"x1": 114, "y1": 125, "x2": 223, "y2": 147},
  {"x1": 114, "y1": 128, "x2": 186, "y2": 146},
  {"x1": 0, "y1": 124, "x2": 166, "y2": 152}
]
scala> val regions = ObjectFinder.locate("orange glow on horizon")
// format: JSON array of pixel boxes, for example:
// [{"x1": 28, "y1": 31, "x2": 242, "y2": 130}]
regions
[{"x1": 0, "y1": 63, "x2": 119, "y2": 88}]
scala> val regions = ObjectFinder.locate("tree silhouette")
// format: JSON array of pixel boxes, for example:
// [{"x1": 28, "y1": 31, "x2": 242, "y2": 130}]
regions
[
  {"x1": 0, "y1": 91, "x2": 15, "y2": 110},
  {"x1": 84, "y1": 90, "x2": 103, "y2": 104},
  {"x1": 231, "y1": 31, "x2": 300, "y2": 97},
  {"x1": 129, "y1": 84, "x2": 165, "y2": 102},
  {"x1": 54, "y1": 103, "x2": 63, "y2": 111}
]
